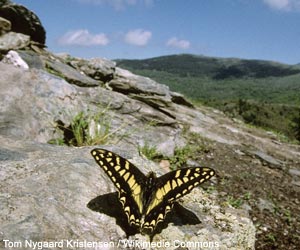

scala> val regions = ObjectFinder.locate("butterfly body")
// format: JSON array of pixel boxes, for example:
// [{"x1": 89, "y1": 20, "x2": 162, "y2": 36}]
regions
[{"x1": 91, "y1": 148, "x2": 215, "y2": 235}]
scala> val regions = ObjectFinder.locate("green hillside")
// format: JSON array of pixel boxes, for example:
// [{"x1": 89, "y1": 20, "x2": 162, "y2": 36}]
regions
[
  {"x1": 116, "y1": 54, "x2": 300, "y2": 142},
  {"x1": 117, "y1": 54, "x2": 300, "y2": 80}
]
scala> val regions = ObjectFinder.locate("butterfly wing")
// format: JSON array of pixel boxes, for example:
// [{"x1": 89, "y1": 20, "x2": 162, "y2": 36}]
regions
[
  {"x1": 91, "y1": 148, "x2": 147, "y2": 227},
  {"x1": 141, "y1": 200, "x2": 174, "y2": 234},
  {"x1": 142, "y1": 167, "x2": 215, "y2": 233},
  {"x1": 155, "y1": 167, "x2": 215, "y2": 204}
]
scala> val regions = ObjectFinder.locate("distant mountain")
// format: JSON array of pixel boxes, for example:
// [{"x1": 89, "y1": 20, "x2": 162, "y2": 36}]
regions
[{"x1": 116, "y1": 54, "x2": 300, "y2": 80}]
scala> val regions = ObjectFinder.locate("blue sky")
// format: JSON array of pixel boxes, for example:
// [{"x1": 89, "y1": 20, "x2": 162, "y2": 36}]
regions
[{"x1": 13, "y1": 0, "x2": 300, "y2": 64}]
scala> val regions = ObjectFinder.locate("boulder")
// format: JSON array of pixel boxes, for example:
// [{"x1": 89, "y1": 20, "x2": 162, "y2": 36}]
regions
[
  {"x1": 67, "y1": 56, "x2": 116, "y2": 83},
  {"x1": 110, "y1": 67, "x2": 170, "y2": 96},
  {"x1": 1, "y1": 50, "x2": 29, "y2": 69},
  {"x1": 170, "y1": 91, "x2": 194, "y2": 108},
  {"x1": 44, "y1": 58, "x2": 101, "y2": 87},
  {"x1": 0, "y1": 0, "x2": 12, "y2": 7},
  {"x1": 0, "y1": 31, "x2": 30, "y2": 51},
  {"x1": 0, "y1": 3, "x2": 46, "y2": 45}
]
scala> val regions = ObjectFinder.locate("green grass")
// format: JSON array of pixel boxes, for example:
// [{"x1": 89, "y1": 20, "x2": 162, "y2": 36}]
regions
[
  {"x1": 266, "y1": 233, "x2": 276, "y2": 243},
  {"x1": 49, "y1": 105, "x2": 129, "y2": 146},
  {"x1": 138, "y1": 143, "x2": 162, "y2": 161},
  {"x1": 168, "y1": 145, "x2": 194, "y2": 170},
  {"x1": 138, "y1": 143, "x2": 194, "y2": 170}
]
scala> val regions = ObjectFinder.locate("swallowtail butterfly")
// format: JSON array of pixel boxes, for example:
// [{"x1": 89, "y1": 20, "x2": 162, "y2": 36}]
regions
[{"x1": 91, "y1": 148, "x2": 215, "y2": 235}]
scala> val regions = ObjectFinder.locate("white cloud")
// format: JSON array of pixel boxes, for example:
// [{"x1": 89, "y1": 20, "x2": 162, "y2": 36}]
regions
[
  {"x1": 166, "y1": 37, "x2": 191, "y2": 50},
  {"x1": 124, "y1": 29, "x2": 152, "y2": 46},
  {"x1": 77, "y1": 0, "x2": 153, "y2": 11},
  {"x1": 58, "y1": 29, "x2": 109, "y2": 46},
  {"x1": 263, "y1": 0, "x2": 300, "y2": 11}
]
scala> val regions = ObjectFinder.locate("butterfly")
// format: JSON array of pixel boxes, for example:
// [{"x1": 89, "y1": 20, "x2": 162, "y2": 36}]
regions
[{"x1": 91, "y1": 148, "x2": 215, "y2": 235}]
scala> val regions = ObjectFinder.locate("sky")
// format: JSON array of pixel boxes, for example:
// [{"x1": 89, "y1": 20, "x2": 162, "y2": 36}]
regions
[{"x1": 12, "y1": 0, "x2": 300, "y2": 64}]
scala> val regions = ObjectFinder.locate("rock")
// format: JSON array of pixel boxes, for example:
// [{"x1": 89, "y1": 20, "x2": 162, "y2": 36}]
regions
[
  {"x1": 0, "y1": 62, "x2": 83, "y2": 142},
  {"x1": 289, "y1": 168, "x2": 300, "y2": 177},
  {"x1": 17, "y1": 49, "x2": 44, "y2": 69},
  {"x1": 84, "y1": 85, "x2": 179, "y2": 151},
  {"x1": 0, "y1": 3, "x2": 46, "y2": 45},
  {"x1": 110, "y1": 67, "x2": 170, "y2": 96},
  {"x1": 1, "y1": 50, "x2": 29, "y2": 69},
  {"x1": 67, "y1": 56, "x2": 116, "y2": 83},
  {"x1": 130, "y1": 94, "x2": 172, "y2": 109},
  {"x1": 170, "y1": 91, "x2": 194, "y2": 108},
  {"x1": 250, "y1": 150, "x2": 284, "y2": 168},
  {"x1": 292, "y1": 181, "x2": 300, "y2": 187},
  {"x1": 45, "y1": 58, "x2": 101, "y2": 87},
  {"x1": 0, "y1": 139, "x2": 256, "y2": 250},
  {"x1": 289, "y1": 168, "x2": 300, "y2": 188},
  {"x1": 0, "y1": 31, "x2": 30, "y2": 51},
  {"x1": 257, "y1": 198, "x2": 274, "y2": 213},
  {"x1": 0, "y1": 0, "x2": 12, "y2": 7},
  {"x1": 0, "y1": 16, "x2": 11, "y2": 34},
  {"x1": 107, "y1": 67, "x2": 182, "y2": 117}
]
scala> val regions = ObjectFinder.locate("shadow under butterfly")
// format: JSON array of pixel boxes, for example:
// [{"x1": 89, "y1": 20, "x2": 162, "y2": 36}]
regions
[
  {"x1": 87, "y1": 192, "x2": 202, "y2": 237},
  {"x1": 88, "y1": 148, "x2": 215, "y2": 239}
]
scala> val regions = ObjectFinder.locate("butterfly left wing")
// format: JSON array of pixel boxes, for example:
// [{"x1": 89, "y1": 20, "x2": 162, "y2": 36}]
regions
[
  {"x1": 91, "y1": 148, "x2": 147, "y2": 227},
  {"x1": 141, "y1": 167, "x2": 215, "y2": 233}
]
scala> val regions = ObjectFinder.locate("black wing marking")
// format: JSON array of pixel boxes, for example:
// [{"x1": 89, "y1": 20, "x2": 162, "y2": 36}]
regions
[
  {"x1": 141, "y1": 201, "x2": 174, "y2": 234},
  {"x1": 118, "y1": 191, "x2": 142, "y2": 228},
  {"x1": 159, "y1": 167, "x2": 215, "y2": 201},
  {"x1": 141, "y1": 167, "x2": 215, "y2": 233},
  {"x1": 91, "y1": 148, "x2": 147, "y2": 226}
]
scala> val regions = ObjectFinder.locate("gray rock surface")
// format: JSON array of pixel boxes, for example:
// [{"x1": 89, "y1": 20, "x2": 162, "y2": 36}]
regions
[
  {"x1": 0, "y1": 31, "x2": 30, "y2": 51},
  {"x1": 289, "y1": 168, "x2": 300, "y2": 188},
  {"x1": 110, "y1": 67, "x2": 171, "y2": 96},
  {"x1": 67, "y1": 56, "x2": 116, "y2": 82},
  {"x1": 250, "y1": 150, "x2": 284, "y2": 169},
  {"x1": 0, "y1": 137, "x2": 255, "y2": 250},
  {"x1": 0, "y1": 62, "x2": 83, "y2": 142},
  {"x1": 1, "y1": 50, "x2": 28, "y2": 69},
  {"x1": 16, "y1": 49, "x2": 44, "y2": 69},
  {"x1": 45, "y1": 58, "x2": 101, "y2": 87}
]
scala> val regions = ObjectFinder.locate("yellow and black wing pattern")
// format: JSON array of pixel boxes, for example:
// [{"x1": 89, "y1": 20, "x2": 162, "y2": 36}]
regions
[
  {"x1": 91, "y1": 148, "x2": 215, "y2": 235},
  {"x1": 91, "y1": 148, "x2": 146, "y2": 228}
]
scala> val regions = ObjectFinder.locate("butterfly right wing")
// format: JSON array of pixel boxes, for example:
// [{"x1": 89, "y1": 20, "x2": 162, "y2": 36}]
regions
[
  {"x1": 141, "y1": 167, "x2": 215, "y2": 233},
  {"x1": 91, "y1": 148, "x2": 147, "y2": 227},
  {"x1": 154, "y1": 167, "x2": 216, "y2": 205}
]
